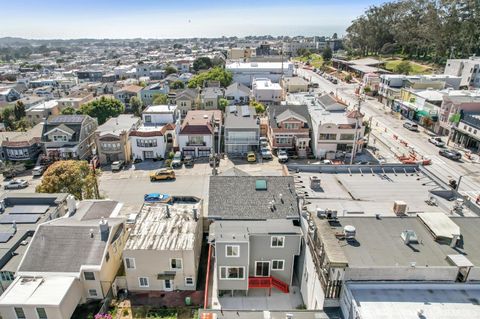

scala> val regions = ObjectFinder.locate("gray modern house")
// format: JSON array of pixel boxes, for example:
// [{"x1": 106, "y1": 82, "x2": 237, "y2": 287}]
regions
[
  {"x1": 208, "y1": 176, "x2": 302, "y2": 298},
  {"x1": 224, "y1": 105, "x2": 260, "y2": 155}
]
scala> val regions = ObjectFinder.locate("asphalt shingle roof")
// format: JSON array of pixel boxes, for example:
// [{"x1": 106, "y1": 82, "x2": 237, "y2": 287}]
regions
[{"x1": 208, "y1": 176, "x2": 300, "y2": 220}]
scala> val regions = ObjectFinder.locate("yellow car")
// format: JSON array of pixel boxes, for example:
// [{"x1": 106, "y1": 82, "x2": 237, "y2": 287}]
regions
[
  {"x1": 150, "y1": 168, "x2": 176, "y2": 181},
  {"x1": 247, "y1": 151, "x2": 256, "y2": 163}
]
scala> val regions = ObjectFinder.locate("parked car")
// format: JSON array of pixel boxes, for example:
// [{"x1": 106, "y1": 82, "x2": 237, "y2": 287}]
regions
[
  {"x1": 247, "y1": 151, "x2": 256, "y2": 163},
  {"x1": 403, "y1": 121, "x2": 419, "y2": 131},
  {"x1": 428, "y1": 136, "x2": 445, "y2": 147},
  {"x1": 278, "y1": 150, "x2": 289, "y2": 163},
  {"x1": 144, "y1": 193, "x2": 171, "y2": 202},
  {"x1": 32, "y1": 165, "x2": 46, "y2": 177},
  {"x1": 111, "y1": 160, "x2": 124, "y2": 172},
  {"x1": 184, "y1": 155, "x2": 194, "y2": 168},
  {"x1": 171, "y1": 151, "x2": 183, "y2": 168},
  {"x1": 259, "y1": 137, "x2": 269, "y2": 148},
  {"x1": 150, "y1": 168, "x2": 176, "y2": 181},
  {"x1": 439, "y1": 149, "x2": 462, "y2": 161},
  {"x1": 4, "y1": 179, "x2": 29, "y2": 189},
  {"x1": 261, "y1": 148, "x2": 273, "y2": 160}
]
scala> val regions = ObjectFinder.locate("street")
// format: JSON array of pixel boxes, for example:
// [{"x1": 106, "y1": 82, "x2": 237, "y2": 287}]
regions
[{"x1": 297, "y1": 67, "x2": 480, "y2": 200}]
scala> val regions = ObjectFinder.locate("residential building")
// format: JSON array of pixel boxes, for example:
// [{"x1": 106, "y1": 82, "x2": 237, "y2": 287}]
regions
[
  {"x1": 444, "y1": 56, "x2": 480, "y2": 88},
  {"x1": 41, "y1": 114, "x2": 98, "y2": 160},
  {"x1": 252, "y1": 78, "x2": 282, "y2": 105},
  {"x1": 123, "y1": 197, "x2": 203, "y2": 292},
  {"x1": 450, "y1": 112, "x2": 480, "y2": 152},
  {"x1": 228, "y1": 47, "x2": 256, "y2": 60},
  {"x1": 178, "y1": 110, "x2": 221, "y2": 157},
  {"x1": 282, "y1": 40, "x2": 317, "y2": 56},
  {"x1": 15, "y1": 96, "x2": 45, "y2": 109},
  {"x1": 282, "y1": 77, "x2": 309, "y2": 94},
  {"x1": 57, "y1": 91, "x2": 94, "y2": 110},
  {"x1": 224, "y1": 82, "x2": 250, "y2": 105},
  {"x1": 0, "y1": 123, "x2": 44, "y2": 162},
  {"x1": 94, "y1": 115, "x2": 141, "y2": 165},
  {"x1": 114, "y1": 85, "x2": 143, "y2": 109},
  {"x1": 76, "y1": 70, "x2": 103, "y2": 82},
  {"x1": 142, "y1": 104, "x2": 179, "y2": 125},
  {"x1": 0, "y1": 193, "x2": 68, "y2": 294},
  {"x1": 0, "y1": 200, "x2": 127, "y2": 319},
  {"x1": 226, "y1": 62, "x2": 294, "y2": 87},
  {"x1": 25, "y1": 100, "x2": 60, "y2": 125},
  {"x1": 224, "y1": 105, "x2": 259, "y2": 155},
  {"x1": 268, "y1": 105, "x2": 311, "y2": 157},
  {"x1": 200, "y1": 87, "x2": 223, "y2": 110},
  {"x1": 140, "y1": 82, "x2": 169, "y2": 106},
  {"x1": 208, "y1": 176, "x2": 302, "y2": 305},
  {"x1": 310, "y1": 94, "x2": 365, "y2": 159},
  {"x1": 437, "y1": 90, "x2": 480, "y2": 136},
  {"x1": 175, "y1": 88, "x2": 199, "y2": 117},
  {"x1": 0, "y1": 88, "x2": 20, "y2": 106},
  {"x1": 129, "y1": 123, "x2": 175, "y2": 161}
]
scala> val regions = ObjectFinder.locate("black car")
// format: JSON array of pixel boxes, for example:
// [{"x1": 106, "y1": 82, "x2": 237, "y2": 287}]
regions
[
  {"x1": 439, "y1": 149, "x2": 462, "y2": 160},
  {"x1": 184, "y1": 155, "x2": 194, "y2": 168}
]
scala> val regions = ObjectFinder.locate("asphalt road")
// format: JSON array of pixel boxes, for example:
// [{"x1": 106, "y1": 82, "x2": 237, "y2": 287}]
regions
[{"x1": 297, "y1": 67, "x2": 480, "y2": 200}]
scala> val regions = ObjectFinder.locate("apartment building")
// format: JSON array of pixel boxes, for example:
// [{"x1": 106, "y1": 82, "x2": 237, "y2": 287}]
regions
[
  {"x1": 444, "y1": 56, "x2": 480, "y2": 88},
  {"x1": 224, "y1": 105, "x2": 259, "y2": 155},
  {"x1": 252, "y1": 78, "x2": 282, "y2": 105}
]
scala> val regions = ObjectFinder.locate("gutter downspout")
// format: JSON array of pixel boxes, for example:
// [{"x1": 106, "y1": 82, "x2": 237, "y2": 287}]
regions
[{"x1": 203, "y1": 243, "x2": 212, "y2": 309}]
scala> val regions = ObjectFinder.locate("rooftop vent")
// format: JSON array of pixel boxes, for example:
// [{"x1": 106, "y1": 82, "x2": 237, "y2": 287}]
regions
[
  {"x1": 255, "y1": 179, "x2": 267, "y2": 191},
  {"x1": 401, "y1": 230, "x2": 419, "y2": 245},
  {"x1": 343, "y1": 225, "x2": 356, "y2": 240}
]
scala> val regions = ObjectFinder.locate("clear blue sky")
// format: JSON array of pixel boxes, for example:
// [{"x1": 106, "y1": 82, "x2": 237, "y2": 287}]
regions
[{"x1": 1, "y1": 0, "x2": 387, "y2": 39}]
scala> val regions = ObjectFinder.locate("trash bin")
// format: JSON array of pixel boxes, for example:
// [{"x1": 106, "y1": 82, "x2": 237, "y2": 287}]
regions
[{"x1": 185, "y1": 296, "x2": 191, "y2": 306}]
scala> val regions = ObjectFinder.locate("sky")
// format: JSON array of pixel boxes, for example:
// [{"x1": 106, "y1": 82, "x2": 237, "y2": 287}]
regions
[{"x1": 1, "y1": 0, "x2": 386, "y2": 39}]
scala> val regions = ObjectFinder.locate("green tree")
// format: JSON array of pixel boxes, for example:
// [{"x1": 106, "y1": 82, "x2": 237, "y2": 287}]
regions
[
  {"x1": 193, "y1": 57, "x2": 213, "y2": 72},
  {"x1": 1, "y1": 107, "x2": 14, "y2": 130},
  {"x1": 61, "y1": 106, "x2": 79, "y2": 115},
  {"x1": 322, "y1": 46, "x2": 333, "y2": 61},
  {"x1": 250, "y1": 100, "x2": 265, "y2": 114},
  {"x1": 130, "y1": 96, "x2": 143, "y2": 117},
  {"x1": 36, "y1": 160, "x2": 100, "y2": 199},
  {"x1": 188, "y1": 67, "x2": 233, "y2": 88},
  {"x1": 13, "y1": 101, "x2": 26, "y2": 121},
  {"x1": 14, "y1": 118, "x2": 30, "y2": 131},
  {"x1": 164, "y1": 65, "x2": 178, "y2": 75},
  {"x1": 218, "y1": 98, "x2": 229, "y2": 111},
  {"x1": 170, "y1": 80, "x2": 185, "y2": 90},
  {"x1": 78, "y1": 97, "x2": 125, "y2": 125},
  {"x1": 152, "y1": 93, "x2": 168, "y2": 105},
  {"x1": 395, "y1": 61, "x2": 412, "y2": 75}
]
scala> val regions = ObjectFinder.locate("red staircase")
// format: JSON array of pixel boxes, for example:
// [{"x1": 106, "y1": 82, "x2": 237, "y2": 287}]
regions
[{"x1": 248, "y1": 276, "x2": 289, "y2": 293}]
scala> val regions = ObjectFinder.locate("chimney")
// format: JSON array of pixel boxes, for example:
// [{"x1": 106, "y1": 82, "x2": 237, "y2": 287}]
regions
[
  {"x1": 66, "y1": 195, "x2": 76, "y2": 215},
  {"x1": 99, "y1": 218, "x2": 109, "y2": 241}
]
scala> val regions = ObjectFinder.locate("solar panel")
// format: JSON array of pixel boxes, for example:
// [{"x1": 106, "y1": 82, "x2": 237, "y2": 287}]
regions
[
  {"x1": 0, "y1": 214, "x2": 41, "y2": 224},
  {"x1": 0, "y1": 232, "x2": 14, "y2": 243},
  {"x1": 9, "y1": 205, "x2": 49, "y2": 215}
]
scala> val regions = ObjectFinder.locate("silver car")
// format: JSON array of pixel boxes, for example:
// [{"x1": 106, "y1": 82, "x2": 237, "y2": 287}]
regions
[{"x1": 5, "y1": 179, "x2": 29, "y2": 189}]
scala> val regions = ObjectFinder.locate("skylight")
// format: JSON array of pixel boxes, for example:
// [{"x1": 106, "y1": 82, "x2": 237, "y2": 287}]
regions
[{"x1": 255, "y1": 179, "x2": 267, "y2": 190}]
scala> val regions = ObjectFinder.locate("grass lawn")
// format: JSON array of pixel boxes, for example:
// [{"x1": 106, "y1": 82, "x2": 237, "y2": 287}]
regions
[
  {"x1": 293, "y1": 54, "x2": 324, "y2": 68},
  {"x1": 384, "y1": 59, "x2": 432, "y2": 74},
  {"x1": 132, "y1": 307, "x2": 177, "y2": 319}
]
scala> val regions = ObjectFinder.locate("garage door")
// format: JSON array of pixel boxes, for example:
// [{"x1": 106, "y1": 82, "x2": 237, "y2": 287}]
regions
[
  {"x1": 182, "y1": 148, "x2": 195, "y2": 157},
  {"x1": 198, "y1": 148, "x2": 211, "y2": 157}
]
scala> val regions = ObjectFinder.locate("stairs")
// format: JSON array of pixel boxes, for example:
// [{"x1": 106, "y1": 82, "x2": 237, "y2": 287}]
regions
[{"x1": 248, "y1": 276, "x2": 289, "y2": 293}]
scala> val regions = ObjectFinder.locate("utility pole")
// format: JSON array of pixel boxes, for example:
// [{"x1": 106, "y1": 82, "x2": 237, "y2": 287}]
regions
[{"x1": 349, "y1": 95, "x2": 364, "y2": 165}]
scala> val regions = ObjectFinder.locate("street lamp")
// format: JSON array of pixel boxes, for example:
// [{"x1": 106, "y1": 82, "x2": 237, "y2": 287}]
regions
[{"x1": 456, "y1": 171, "x2": 480, "y2": 192}]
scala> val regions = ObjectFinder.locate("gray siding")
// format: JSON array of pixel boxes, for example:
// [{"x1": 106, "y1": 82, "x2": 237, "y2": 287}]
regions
[{"x1": 216, "y1": 241, "x2": 249, "y2": 291}]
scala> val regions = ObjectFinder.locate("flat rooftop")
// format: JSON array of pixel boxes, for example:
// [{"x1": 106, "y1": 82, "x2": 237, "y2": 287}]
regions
[
  {"x1": 212, "y1": 219, "x2": 301, "y2": 242},
  {"x1": 345, "y1": 283, "x2": 480, "y2": 319},
  {"x1": 125, "y1": 199, "x2": 202, "y2": 251},
  {"x1": 143, "y1": 104, "x2": 177, "y2": 113},
  {"x1": 294, "y1": 168, "x2": 475, "y2": 217},
  {"x1": 314, "y1": 216, "x2": 480, "y2": 267}
]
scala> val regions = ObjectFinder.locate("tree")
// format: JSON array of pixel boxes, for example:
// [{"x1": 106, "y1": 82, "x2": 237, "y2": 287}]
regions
[
  {"x1": 218, "y1": 98, "x2": 229, "y2": 111},
  {"x1": 322, "y1": 46, "x2": 333, "y2": 61},
  {"x1": 152, "y1": 93, "x2": 168, "y2": 105},
  {"x1": 36, "y1": 160, "x2": 99, "y2": 200},
  {"x1": 13, "y1": 101, "x2": 25, "y2": 121},
  {"x1": 332, "y1": 33, "x2": 338, "y2": 40},
  {"x1": 250, "y1": 100, "x2": 265, "y2": 114},
  {"x1": 78, "y1": 97, "x2": 125, "y2": 125},
  {"x1": 61, "y1": 106, "x2": 79, "y2": 115},
  {"x1": 395, "y1": 61, "x2": 412, "y2": 75},
  {"x1": 14, "y1": 118, "x2": 30, "y2": 131},
  {"x1": 164, "y1": 65, "x2": 177, "y2": 75},
  {"x1": 170, "y1": 80, "x2": 185, "y2": 90},
  {"x1": 130, "y1": 96, "x2": 143, "y2": 117},
  {"x1": 188, "y1": 67, "x2": 233, "y2": 88},
  {"x1": 193, "y1": 57, "x2": 213, "y2": 72},
  {"x1": 1, "y1": 107, "x2": 14, "y2": 130}
]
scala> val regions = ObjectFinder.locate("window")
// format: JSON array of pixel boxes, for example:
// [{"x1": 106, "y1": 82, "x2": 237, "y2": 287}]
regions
[
  {"x1": 52, "y1": 135, "x2": 67, "y2": 142},
  {"x1": 284, "y1": 123, "x2": 299, "y2": 130},
  {"x1": 83, "y1": 271, "x2": 95, "y2": 281},
  {"x1": 340, "y1": 134, "x2": 355, "y2": 140},
  {"x1": 225, "y1": 245, "x2": 240, "y2": 257},
  {"x1": 144, "y1": 115, "x2": 152, "y2": 123},
  {"x1": 275, "y1": 136, "x2": 292, "y2": 145},
  {"x1": 271, "y1": 236, "x2": 285, "y2": 248},
  {"x1": 319, "y1": 133, "x2": 337, "y2": 140},
  {"x1": 36, "y1": 308, "x2": 48, "y2": 319},
  {"x1": 219, "y1": 266, "x2": 245, "y2": 280},
  {"x1": 136, "y1": 139, "x2": 157, "y2": 147},
  {"x1": 188, "y1": 136, "x2": 204, "y2": 145},
  {"x1": 125, "y1": 257, "x2": 136, "y2": 269},
  {"x1": 88, "y1": 289, "x2": 98, "y2": 297},
  {"x1": 14, "y1": 307, "x2": 25, "y2": 319},
  {"x1": 139, "y1": 277, "x2": 149, "y2": 287},
  {"x1": 272, "y1": 260, "x2": 285, "y2": 271},
  {"x1": 185, "y1": 277, "x2": 194, "y2": 286},
  {"x1": 170, "y1": 258, "x2": 183, "y2": 270}
]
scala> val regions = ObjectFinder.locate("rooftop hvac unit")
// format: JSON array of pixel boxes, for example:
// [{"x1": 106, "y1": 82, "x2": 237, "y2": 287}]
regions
[
  {"x1": 393, "y1": 200, "x2": 407, "y2": 216},
  {"x1": 310, "y1": 176, "x2": 321, "y2": 190},
  {"x1": 343, "y1": 225, "x2": 356, "y2": 240}
]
